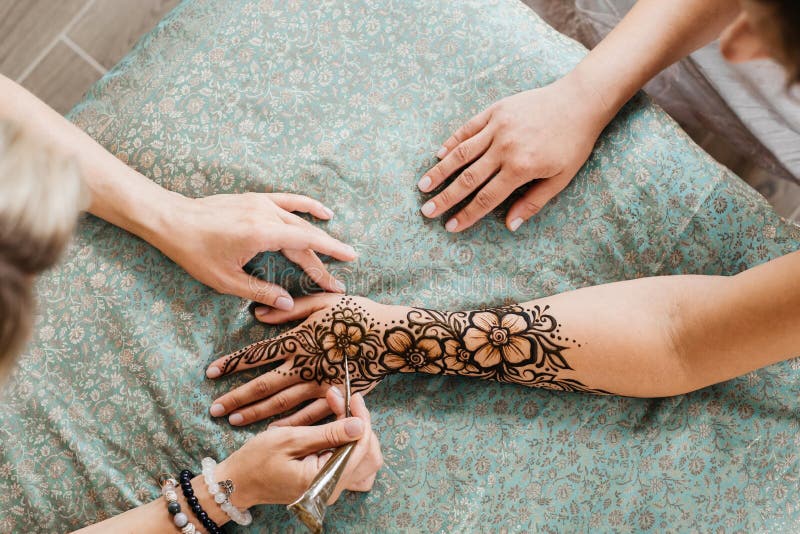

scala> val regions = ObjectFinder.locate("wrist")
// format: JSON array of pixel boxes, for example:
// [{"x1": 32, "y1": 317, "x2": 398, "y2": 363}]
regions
[
  {"x1": 86, "y1": 165, "x2": 188, "y2": 248},
  {"x1": 215, "y1": 457, "x2": 259, "y2": 510},
  {"x1": 559, "y1": 68, "x2": 621, "y2": 132}
]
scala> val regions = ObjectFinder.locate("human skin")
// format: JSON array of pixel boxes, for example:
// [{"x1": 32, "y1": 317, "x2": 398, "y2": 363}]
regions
[
  {"x1": 205, "y1": 250, "x2": 800, "y2": 427},
  {"x1": 0, "y1": 75, "x2": 357, "y2": 310},
  {"x1": 74, "y1": 389, "x2": 382, "y2": 533},
  {"x1": 417, "y1": 0, "x2": 774, "y2": 233}
]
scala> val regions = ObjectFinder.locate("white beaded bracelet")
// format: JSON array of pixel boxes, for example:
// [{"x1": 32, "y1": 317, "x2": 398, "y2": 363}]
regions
[{"x1": 201, "y1": 457, "x2": 253, "y2": 526}]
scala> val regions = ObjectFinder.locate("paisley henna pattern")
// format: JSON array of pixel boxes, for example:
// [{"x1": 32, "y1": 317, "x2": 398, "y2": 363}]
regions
[{"x1": 220, "y1": 298, "x2": 610, "y2": 394}]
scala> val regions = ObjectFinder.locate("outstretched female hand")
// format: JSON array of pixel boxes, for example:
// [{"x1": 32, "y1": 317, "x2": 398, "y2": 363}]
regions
[
  {"x1": 152, "y1": 192, "x2": 357, "y2": 310},
  {"x1": 418, "y1": 76, "x2": 611, "y2": 232},
  {"x1": 206, "y1": 295, "x2": 397, "y2": 426}
]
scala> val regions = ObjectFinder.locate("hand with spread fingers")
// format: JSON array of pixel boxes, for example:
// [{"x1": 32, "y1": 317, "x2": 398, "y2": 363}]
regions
[
  {"x1": 418, "y1": 76, "x2": 610, "y2": 233},
  {"x1": 155, "y1": 192, "x2": 356, "y2": 311}
]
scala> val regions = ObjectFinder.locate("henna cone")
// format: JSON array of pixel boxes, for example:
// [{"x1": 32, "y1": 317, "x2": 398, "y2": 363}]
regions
[{"x1": 287, "y1": 354, "x2": 356, "y2": 533}]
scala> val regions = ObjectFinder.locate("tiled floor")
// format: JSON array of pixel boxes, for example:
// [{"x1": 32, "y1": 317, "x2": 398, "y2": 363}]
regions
[
  {"x1": 0, "y1": 0, "x2": 178, "y2": 114},
  {"x1": 1, "y1": 0, "x2": 798, "y2": 222}
]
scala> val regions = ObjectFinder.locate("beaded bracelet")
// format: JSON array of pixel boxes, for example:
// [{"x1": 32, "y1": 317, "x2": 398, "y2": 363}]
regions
[
  {"x1": 179, "y1": 470, "x2": 224, "y2": 534},
  {"x1": 161, "y1": 477, "x2": 200, "y2": 534},
  {"x1": 201, "y1": 457, "x2": 253, "y2": 526}
]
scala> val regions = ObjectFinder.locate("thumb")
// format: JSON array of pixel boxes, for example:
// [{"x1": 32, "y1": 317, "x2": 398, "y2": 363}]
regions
[
  {"x1": 505, "y1": 177, "x2": 565, "y2": 232},
  {"x1": 287, "y1": 417, "x2": 365, "y2": 456}
]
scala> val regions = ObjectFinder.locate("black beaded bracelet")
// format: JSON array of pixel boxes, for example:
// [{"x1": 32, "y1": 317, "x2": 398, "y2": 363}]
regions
[{"x1": 179, "y1": 470, "x2": 225, "y2": 534}]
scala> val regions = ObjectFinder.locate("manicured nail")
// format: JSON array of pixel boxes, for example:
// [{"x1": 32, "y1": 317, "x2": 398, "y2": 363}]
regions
[
  {"x1": 418, "y1": 175, "x2": 432, "y2": 191},
  {"x1": 344, "y1": 418, "x2": 364, "y2": 437},
  {"x1": 274, "y1": 296, "x2": 294, "y2": 311},
  {"x1": 330, "y1": 386, "x2": 343, "y2": 397},
  {"x1": 206, "y1": 366, "x2": 221, "y2": 378},
  {"x1": 229, "y1": 413, "x2": 244, "y2": 425},
  {"x1": 210, "y1": 403, "x2": 225, "y2": 416},
  {"x1": 445, "y1": 218, "x2": 458, "y2": 232},
  {"x1": 254, "y1": 306, "x2": 271, "y2": 319},
  {"x1": 334, "y1": 279, "x2": 346, "y2": 292},
  {"x1": 322, "y1": 207, "x2": 335, "y2": 218},
  {"x1": 436, "y1": 146, "x2": 447, "y2": 159},
  {"x1": 421, "y1": 201, "x2": 436, "y2": 217},
  {"x1": 509, "y1": 217, "x2": 523, "y2": 232}
]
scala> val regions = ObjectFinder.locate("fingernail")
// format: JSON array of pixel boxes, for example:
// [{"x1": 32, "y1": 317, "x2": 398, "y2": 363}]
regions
[
  {"x1": 418, "y1": 175, "x2": 432, "y2": 191},
  {"x1": 210, "y1": 403, "x2": 225, "y2": 416},
  {"x1": 421, "y1": 201, "x2": 436, "y2": 217},
  {"x1": 344, "y1": 244, "x2": 357, "y2": 258},
  {"x1": 206, "y1": 366, "x2": 221, "y2": 379},
  {"x1": 445, "y1": 218, "x2": 458, "y2": 232},
  {"x1": 229, "y1": 413, "x2": 244, "y2": 425},
  {"x1": 323, "y1": 207, "x2": 334, "y2": 218},
  {"x1": 436, "y1": 146, "x2": 447, "y2": 159},
  {"x1": 274, "y1": 296, "x2": 294, "y2": 311},
  {"x1": 344, "y1": 418, "x2": 364, "y2": 437},
  {"x1": 254, "y1": 306, "x2": 271, "y2": 319},
  {"x1": 330, "y1": 386, "x2": 343, "y2": 397},
  {"x1": 334, "y1": 279, "x2": 346, "y2": 292},
  {"x1": 509, "y1": 217, "x2": 523, "y2": 232}
]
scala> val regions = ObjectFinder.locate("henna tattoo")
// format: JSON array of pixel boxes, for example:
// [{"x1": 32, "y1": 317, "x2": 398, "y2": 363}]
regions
[{"x1": 220, "y1": 297, "x2": 610, "y2": 395}]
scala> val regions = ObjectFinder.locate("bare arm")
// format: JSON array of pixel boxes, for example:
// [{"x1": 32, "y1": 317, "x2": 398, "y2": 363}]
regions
[
  {"x1": 570, "y1": 0, "x2": 740, "y2": 124},
  {"x1": 207, "y1": 251, "x2": 800, "y2": 425},
  {"x1": 0, "y1": 75, "x2": 355, "y2": 306},
  {"x1": 420, "y1": 0, "x2": 741, "y2": 232}
]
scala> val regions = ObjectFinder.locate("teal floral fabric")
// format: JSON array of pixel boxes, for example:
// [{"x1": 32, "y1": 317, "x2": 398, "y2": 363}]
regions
[{"x1": 2, "y1": 0, "x2": 799, "y2": 531}]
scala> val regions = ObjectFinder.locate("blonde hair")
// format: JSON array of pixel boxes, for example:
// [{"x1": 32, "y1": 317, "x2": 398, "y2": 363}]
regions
[{"x1": 0, "y1": 120, "x2": 86, "y2": 369}]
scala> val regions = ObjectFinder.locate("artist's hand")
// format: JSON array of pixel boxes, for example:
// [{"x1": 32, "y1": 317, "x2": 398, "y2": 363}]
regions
[
  {"x1": 206, "y1": 294, "x2": 403, "y2": 426},
  {"x1": 419, "y1": 76, "x2": 608, "y2": 232},
  {"x1": 216, "y1": 388, "x2": 382, "y2": 507},
  {"x1": 152, "y1": 192, "x2": 356, "y2": 310}
]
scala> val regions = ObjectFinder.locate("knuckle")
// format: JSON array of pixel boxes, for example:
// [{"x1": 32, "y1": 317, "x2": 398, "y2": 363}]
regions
[
  {"x1": 253, "y1": 377, "x2": 272, "y2": 398},
  {"x1": 436, "y1": 189, "x2": 453, "y2": 208},
  {"x1": 522, "y1": 198, "x2": 544, "y2": 215},
  {"x1": 226, "y1": 395, "x2": 242, "y2": 411},
  {"x1": 458, "y1": 169, "x2": 479, "y2": 189},
  {"x1": 474, "y1": 190, "x2": 497, "y2": 211},
  {"x1": 273, "y1": 393, "x2": 291, "y2": 413},
  {"x1": 323, "y1": 425, "x2": 339, "y2": 446},
  {"x1": 454, "y1": 143, "x2": 471, "y2": 162}
]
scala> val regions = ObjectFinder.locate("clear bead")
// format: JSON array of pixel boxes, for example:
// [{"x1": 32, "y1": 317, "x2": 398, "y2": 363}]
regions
[
  {"x1": 214, "y1": 492, "x2": 227, "y2": 504},
  {"x1": 208, "y1": 483, "x2": 220, "y2": 494},
  {"x1": 164, "y1": 490, "x2": 178, "y2": 503}
]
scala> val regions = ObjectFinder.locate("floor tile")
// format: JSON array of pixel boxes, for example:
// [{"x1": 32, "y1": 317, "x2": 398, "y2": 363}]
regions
[
  {"x1": 68, "y1": 0, "x2": 179, "y2": 70},
  {"x1": 22, "y1": 41, "x2": 102, "y2": 115},
  {"x1": 0, "y1": 0, "x2": 87, "y2": 80}
]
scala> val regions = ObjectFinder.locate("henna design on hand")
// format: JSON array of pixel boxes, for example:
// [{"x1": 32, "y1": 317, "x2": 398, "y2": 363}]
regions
[{"x1": 220, "y1": 298, "x2": 610, "y2": 395}]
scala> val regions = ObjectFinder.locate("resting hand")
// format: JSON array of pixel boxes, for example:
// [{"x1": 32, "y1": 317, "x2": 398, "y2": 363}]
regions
[
  {"x1": 206, "y1": 295, "x2": 396, "y2": 426},
  {"x1": 419, "y1": 76, "x2": 608, "y2": 232},
  {"x1": 153, "y1": 192, "x2": 356, "y2": 310},
  {"x1": 216, "y1": 389, "x2": 382, "y2": 507}
]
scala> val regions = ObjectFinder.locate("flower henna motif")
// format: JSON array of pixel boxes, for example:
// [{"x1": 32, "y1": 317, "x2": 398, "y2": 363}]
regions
[
  {"x1": 382, "y1": 329, "x2": 444, "y2": 374},
  {"x1": 320, "y1": 320, "x2": 364, "y2": 363},
  {"x1": 219, "y1": 299, "x2": 609, "y2": 395},
  {"x1": 463, "y1": 311, "x2": 531, "y2": 368}
]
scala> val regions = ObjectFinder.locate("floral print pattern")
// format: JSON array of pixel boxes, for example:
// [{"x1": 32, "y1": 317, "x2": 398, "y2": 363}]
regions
[{"x1": 1, "y1": 0, "x2": 799, "y2": 532}]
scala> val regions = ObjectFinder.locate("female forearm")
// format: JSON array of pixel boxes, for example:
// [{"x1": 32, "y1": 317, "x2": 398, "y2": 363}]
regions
[
  {"x1": 0, "y1": 74, "x2": 179, "y2": 246},
  {"x1": 385, "y1": 253, "x2": 800, "y2": 396},
  {"x1": 567, "y1": 0, "x2": 739, "y2": 125}
]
